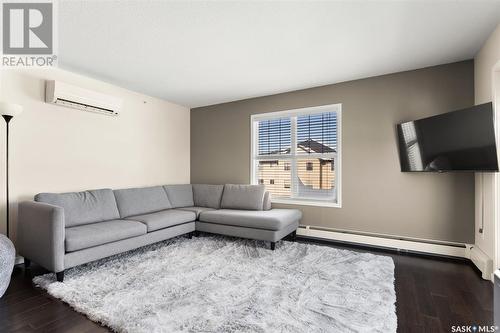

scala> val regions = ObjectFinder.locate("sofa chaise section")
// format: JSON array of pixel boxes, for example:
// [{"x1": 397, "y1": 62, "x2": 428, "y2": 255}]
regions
[
  {"x1": 199, "y1": 209, "x2": 302, "y2": 231},
  {"x1": 195, "y1": 184, "x2": 302, "y2": 250},
  {"x1": 181, "y1": 184, "x2": 301, "y2": 249},
  {"x1": 197, "y1": 209, "x2": 300, "y2": 248}
]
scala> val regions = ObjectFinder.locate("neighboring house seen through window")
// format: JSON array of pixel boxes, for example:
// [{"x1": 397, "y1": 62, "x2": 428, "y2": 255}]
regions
[{"x1": 251, "y1": 104, "x2": 341, "y2": 207}]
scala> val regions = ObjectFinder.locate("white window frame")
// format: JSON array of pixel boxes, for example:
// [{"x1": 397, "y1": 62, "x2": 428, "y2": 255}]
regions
[{"x1": 250, "y1": 103, "x2": 342, "y2": 208}]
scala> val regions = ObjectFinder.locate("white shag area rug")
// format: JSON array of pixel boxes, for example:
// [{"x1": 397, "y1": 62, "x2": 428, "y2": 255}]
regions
[{"x1": 34, "y1": 236, "x2": 397, "y2": 333}]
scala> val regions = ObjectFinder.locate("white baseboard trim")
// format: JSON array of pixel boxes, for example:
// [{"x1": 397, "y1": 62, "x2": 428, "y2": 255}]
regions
[
  {"x1": 297, "y1": 226, "x2": 471, "y2": 259},
  {"x1": 467, "y1": 246, "x2": 494, "y2": 281}
]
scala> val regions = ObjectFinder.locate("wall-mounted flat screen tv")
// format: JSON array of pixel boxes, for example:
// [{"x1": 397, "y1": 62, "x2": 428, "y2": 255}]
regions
[{"x1": 397, "y1": 102, "x2": 498, "y2": 172}]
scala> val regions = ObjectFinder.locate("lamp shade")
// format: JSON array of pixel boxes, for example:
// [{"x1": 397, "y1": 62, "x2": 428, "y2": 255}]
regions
[{"x1": 0, "y1": 102, "x2": 22, "y2": 117}]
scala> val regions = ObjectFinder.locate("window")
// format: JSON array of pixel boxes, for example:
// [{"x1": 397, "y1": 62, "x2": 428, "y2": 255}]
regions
[
  {"x1": 251, "y1": 104, "x2": 341, "y2": 207},
  {"x1": 399, "y1": 122, "x2": 423, "y2": 171}
]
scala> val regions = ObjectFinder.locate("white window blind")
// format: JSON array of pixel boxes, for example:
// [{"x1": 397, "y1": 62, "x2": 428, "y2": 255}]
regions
[
  {"x1": 258, "y1": 118, "x2": 291, "y2": 155},
  {"x1": 251, "y1": 104, "x2": 341, "y2": 206}
]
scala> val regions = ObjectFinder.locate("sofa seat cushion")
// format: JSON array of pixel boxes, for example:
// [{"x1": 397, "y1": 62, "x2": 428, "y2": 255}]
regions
[
  {"x1": 65, "y1": 219, "x2": 147, "y2": 252},
  {"x1": 177, "y1": 206, "x2": 215, "y2": 219},
  {"x1": 199, "y1": 209, "x2": 302, "y2": 231},
  {"x1": 126, "y1": 209, "x2": 196, "y2": 232}
]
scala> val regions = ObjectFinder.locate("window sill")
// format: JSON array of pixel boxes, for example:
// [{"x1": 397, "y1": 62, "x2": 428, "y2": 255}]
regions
[{"x1": 271, "y1": 198, "x2": 341, "y2": 208}]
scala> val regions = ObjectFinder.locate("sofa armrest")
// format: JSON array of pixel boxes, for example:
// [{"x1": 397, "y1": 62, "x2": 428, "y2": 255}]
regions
[{"x1": 17, "y1": 201, "x2": 65, "y2": 272}]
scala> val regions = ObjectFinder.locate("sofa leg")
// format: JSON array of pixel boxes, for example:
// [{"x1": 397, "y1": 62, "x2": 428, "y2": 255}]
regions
[
  {"x1": 187, "y1": 232, "x2": 193, "y2": 239},
  {"x1": 24, "y1": 258, "x2": 31, "y2": 269},
  {"x1": 194, "y1": 231, "x2": 200, "y2": 237},
  {"x1": 56, "y1": 271, "x2": 64, "y2": 282},
  {"x1": 270, "y1": 242, "x2": 276, "y2": 251},
  {"x1": 292, "y1": 230, "x2": 297, "y2": 241}
]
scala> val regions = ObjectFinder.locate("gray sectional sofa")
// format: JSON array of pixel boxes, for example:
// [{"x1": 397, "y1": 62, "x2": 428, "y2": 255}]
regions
[{"x1": 17, "y1": 184, "x2": 302, "y2": 282}]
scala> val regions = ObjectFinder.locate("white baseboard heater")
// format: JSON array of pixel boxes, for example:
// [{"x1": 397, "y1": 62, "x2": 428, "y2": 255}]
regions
[
  {"x1": 297, "y1": 225, "x2": 495, "y2": 281},
  {"x1": 297, "y1": 225, "x2": 470, "y2": 258}
]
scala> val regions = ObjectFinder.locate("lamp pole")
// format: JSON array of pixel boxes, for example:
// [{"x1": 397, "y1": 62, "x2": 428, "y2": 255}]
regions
[
  {"x1": 0, "y1": 103, "x2": 22, "y2": 239},
  {"x1": 2, "y1": 115, "x2": 12, "y2": 238}
]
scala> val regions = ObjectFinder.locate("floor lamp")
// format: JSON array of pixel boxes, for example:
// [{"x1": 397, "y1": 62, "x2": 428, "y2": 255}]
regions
[{"x1": 0, "y1": 103, "x2": 22, "y2": 238}]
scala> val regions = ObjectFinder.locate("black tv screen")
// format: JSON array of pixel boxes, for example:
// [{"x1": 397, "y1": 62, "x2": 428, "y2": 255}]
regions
[{"x1": 397, "y1": 102, "x2": 498, "y2": 172}]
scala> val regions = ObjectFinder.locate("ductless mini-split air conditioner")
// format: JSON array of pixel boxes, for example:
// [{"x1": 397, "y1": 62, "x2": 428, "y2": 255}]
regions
[{"x1": 45, "y1": 80, "x2": 122, "y2": 116}]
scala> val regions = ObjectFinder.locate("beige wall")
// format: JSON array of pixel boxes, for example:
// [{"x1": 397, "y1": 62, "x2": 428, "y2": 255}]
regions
[
  {"x1": 0, "y1": 68, "x2": 190, "y2": 244},
  {"x1": 192, "y1": 61, "x2": 475, "y2": 243},
  {"x1": 474, "y1": 23, "x2": 500, "y2": 261}
]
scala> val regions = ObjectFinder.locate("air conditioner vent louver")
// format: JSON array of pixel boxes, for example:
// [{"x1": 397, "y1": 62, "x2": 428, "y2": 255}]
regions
[
  {"x1": 55, "y1": 98, "x2": 118, "y2": 116},
  {"x1": 45, "y1": 80, "x2": 121, "y2": 116}
]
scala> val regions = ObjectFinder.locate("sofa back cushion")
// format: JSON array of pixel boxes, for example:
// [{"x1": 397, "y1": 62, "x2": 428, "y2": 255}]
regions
[
  {"x1": 220, "y1": 184, "x2": 266, "y2": 210},
  {"x1": 114, "y1": 186, "x2": 172, "y2": 218},
  {"x1": 192, "y1": 184, "x2": 224, "y2": 209},
  {"x1": 164, "y1": 184, "x2": 194, "y2": 208},
  {"x1": 263, "y1": 191, "x2": 272, "y2": 210},
  {"x1": 35, "y1": 189, "x2": 120, "y2": 227}
]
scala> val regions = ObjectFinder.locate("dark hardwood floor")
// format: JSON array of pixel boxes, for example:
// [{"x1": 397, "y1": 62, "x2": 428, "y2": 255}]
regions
[{"x1": 0, "y1": 238, "x2": 494, "y2": 333}]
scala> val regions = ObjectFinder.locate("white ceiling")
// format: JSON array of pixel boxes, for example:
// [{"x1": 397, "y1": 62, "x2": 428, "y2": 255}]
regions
[{"x1": 59, "y1": 1, "x2": 500, "y2": 108}]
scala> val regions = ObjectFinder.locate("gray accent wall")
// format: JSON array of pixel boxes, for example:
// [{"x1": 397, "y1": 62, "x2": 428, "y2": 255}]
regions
[{"x1": 191, "y1": 61, "x2": 475, "y2": 243}]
